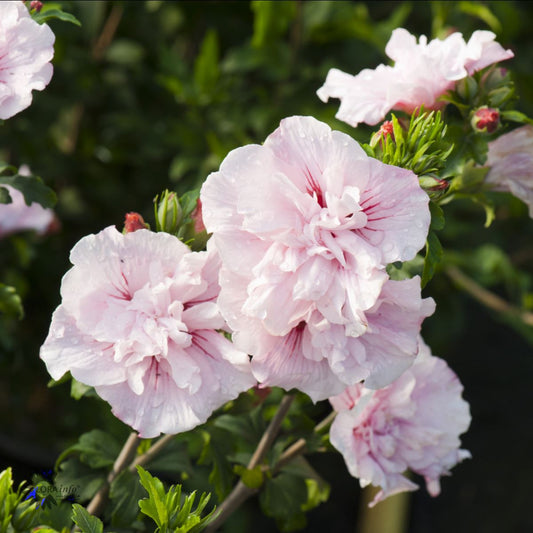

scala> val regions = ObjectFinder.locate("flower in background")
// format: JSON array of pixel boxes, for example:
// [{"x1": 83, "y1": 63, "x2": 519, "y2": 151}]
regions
[
  {"x1": 40, "y1": 227, "x2": 255, "y2": 438},
  {"x1": 0, "y1": 1, "x2": 55, "y2": 120},
  {"x1": 329, "y1": 339, "x2": 471, "y2": 506},
  {"x1": 0, "y1": 166, "x2": 56, "y2": 238},
  {"x1": 317, "y1": 28, "x2": 513, "y2": 127},
  {"x1": 201, "y1": 116, "x2": 430, "y2": 400},
  {"x1": 485, "y1": 124, "x2": 533, "y2": 217}
]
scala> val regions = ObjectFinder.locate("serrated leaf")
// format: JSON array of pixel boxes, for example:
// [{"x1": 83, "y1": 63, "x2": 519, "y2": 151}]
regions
[
  {"x1": 57, "y1": 430, "x2": 121, "y2": 469},
  {"x1": 137, "y1": 466, "x2": 168, "y2": 528},
  {"x1": 54, "y1": 459, "x2": 105, "y2": 502},
  {"x1": 422, "y1": 232, "x2": 443, "y2": 287},
  {"x1": 259, "y1": 472, "x2": 308, "y2": 532},
  {"x1": 33, "y1": 9, "x2": 81, "y2": 26},
  {"x1": 109, "y1": 469, "x2": 145, "y2": 527},
  {"x1": 0, "y1": 175, "x2": 56, "y2": 208},
  {"x1": 71, "y1": 504, "x2": 103, "y2": 533}
]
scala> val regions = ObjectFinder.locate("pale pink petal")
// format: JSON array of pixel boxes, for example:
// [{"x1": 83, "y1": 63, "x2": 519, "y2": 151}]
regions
[
  {"x1": 319, "y1": 27, "x2": 513, "y2": 127},
  {"x1": 40, "y1": 226, "x2": 254, "y2": 437},
  {"x1": 0, "y1": 184, "x2": 55, "y2": 238},
  {"x1": 486, "y1": 125, "x2": 533, "y2": 217},
  {"x1": 329, "y1": 340, "x2": 471, "y2": 505},
  {"x1": 0, "y1": 2, "x2": 55, "y2": 119}
]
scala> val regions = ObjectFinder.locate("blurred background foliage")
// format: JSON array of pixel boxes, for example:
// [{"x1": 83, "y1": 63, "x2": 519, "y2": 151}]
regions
[{"x1": 0, "y1": 1, "x2": 532, "y2": 532}]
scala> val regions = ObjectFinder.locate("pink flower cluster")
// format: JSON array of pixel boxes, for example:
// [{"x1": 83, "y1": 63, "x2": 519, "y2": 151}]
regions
[
  {"x1": 329, "y1": 340, "x2": 471, "y2": 506},
  {"x1": 40, "y1": 227, "x2": 255, "y2": 438},
  {"x1": 317, "y1": 28, "x2": 513, "y2": 127},
  {"x1": 0, "y1": 1, "x2": 55, "y2": 120},
  {"x1": 201, "y1": 116, "x2": 433, "y2": 401},
  {"x1": 485, "y1": 125, "x2": 533, "y2": 217}
]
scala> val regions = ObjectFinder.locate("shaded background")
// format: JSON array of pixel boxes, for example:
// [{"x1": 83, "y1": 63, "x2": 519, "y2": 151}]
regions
[{"x1": 1, "y1": 1, "x2": 532, "y2": 532}]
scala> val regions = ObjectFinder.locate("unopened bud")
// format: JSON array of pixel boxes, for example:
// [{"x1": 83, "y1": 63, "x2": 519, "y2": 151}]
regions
[
  {"x1": 30, "y1": 0, "x2": 43, "y2": 12},
  {"x1": 419, "y1": 176, "x2": 449, "y2": 192},
  {"x1": 471, "y1": 106, "x2": 500, "y2": 134},
  {"x1": 370, "y1": 120, "x2": 394, "y2": 148},
  {"x1": 123, "y1": 212, "x2": 149, "y2": 233},
  {"x1": 155, "y1": 190, "x2": 182, "y2": 234}
]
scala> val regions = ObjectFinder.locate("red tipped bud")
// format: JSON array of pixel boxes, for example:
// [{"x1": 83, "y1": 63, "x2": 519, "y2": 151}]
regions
[
  {"x1": 370, "y1": 120, "x2": 395, "y2": 148},
  {"x1": 123, "y1": 212, "x2": 149, "y2": 233},
  {"x1": 30, "y1": 1, "x2": 43, "y2": 12},
  {"x1": 471, "y1": 106, "x2": 500, "y2": 134}
]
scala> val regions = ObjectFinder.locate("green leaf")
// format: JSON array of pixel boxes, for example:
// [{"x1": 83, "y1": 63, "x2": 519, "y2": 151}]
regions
[
  {"x1": 33, "y1": 8, "x2": 81, "y2": 27},
  {"x1": 233, "y1": 465, "x2": 264, "y2": 489},
  {"x1": 500, "y1": 110, "x2": 533, "y2": 125},
  {"x1": 429, "y1": 202, "x2": 445, "y2": 231},
  {"x1": 0, "y1": 283, "x2": 24, "y2": 319},
  {"x1": 0, "y1": 186, "x2": 12, "y2": 204},
  {"x1": 54, "y1": 459, "x2": 105, "y2": 502},
  {"x1": 137, "y1": 466, "x2": 168, "y2": 528},
  {"x1": 259, "y1": 472, "x2": 308, "y2": 532},
  {"x1": 198, "y1": 429, "x2": 235, "y2": 500},
  {"x1": 109, "y1": 469, "x2": 145, "y2": 527},
  {"x1": 71, "y1": 504, "x2": 103, "y2": 533},
  {"x1": 251, "y1": 1, "x2": 296, "y2": 48},
  {"x1": 70, "y1": 378, "x2": 95, "y2": 400},
  {"x1": 56, "y1": 430, "x2": 121, "y2": 469},
  {"x1": 457, "y1": 1, "x2": 501, "y2": 33},
  {"x1": 194, "y1": 29, "x2": 220, "y2": 98},
  {"x1": 0, "y1": 174, "x2": 56, "y2": 209},
  {"x1": 422, "y1": 232, "x2": 443, "y2": 287}
]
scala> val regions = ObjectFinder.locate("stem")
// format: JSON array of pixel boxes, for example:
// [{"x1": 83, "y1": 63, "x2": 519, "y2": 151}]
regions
[
  {"x1": 445, "y1": 265, "x2": 533, "y2": 327},
  {"x1": 129, "y1": 434, "x2": 176, "y2": 472},
  {"x1": 205, "y1": 403, "x2": 336, "y2": 533},
  {"x1": 273, "y1": 410, "x2": 336, "y2": 474},
  {"x1": 85, "y1": 432, "x2": 140, "y2": 517},
  {"x1": 204, "y1": 394, "x2": 295, "y2": 532}
]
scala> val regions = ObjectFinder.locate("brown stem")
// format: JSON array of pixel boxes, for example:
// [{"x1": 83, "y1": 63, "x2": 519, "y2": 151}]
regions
[
  {"x1": 205, "y1": 403, "x2": 336, "y2": 533},
  {"x1": 129, "y1": 433, "x2": 176, "y2": 472},
  {"x1": 204, "y1": 394, "x2": 295, "y2": 532},
  {"x1": 445, "y1": 265, "x2": 533, "y2": 327},
  {"x1": 84, "y1": 432, "x2": 140, "y2": 517}
]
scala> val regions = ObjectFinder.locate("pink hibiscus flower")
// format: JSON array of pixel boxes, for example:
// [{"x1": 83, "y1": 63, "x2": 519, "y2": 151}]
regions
[
  {"x1": 40, "y1": 227, "x2": 255, "y2": 438},
  {"x1": 0, "y1": 1, "x2": 55, "y2": 120},
  {"x1": 201, "y1": 116, "x2": 431, "y2": 400},
  {"x1": 329, "y1": 339, "x2": 471, "y2": 506},
  {"x1": 317, "y1": 28, "x2": 513, "y2": 127},
  {"x1": 485, "y1": 125, "x2": 533, "y2": 217}
]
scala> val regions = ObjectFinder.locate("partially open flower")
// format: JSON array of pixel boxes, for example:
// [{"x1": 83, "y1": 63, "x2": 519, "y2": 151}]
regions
[{"x1": 318, "y1": 28, "x2": 513, "y2": 127}]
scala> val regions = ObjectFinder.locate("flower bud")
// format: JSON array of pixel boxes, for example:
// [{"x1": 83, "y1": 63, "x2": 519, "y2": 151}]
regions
[
  {"x1": 418, "y1": 176, "x2": 449, "y2": 192},
  {"x1": 30, "y1": 1, "x2": 43, "y2": 12},
  {"x1": 155, "y1": 190, "x2": 182, "y2": 234},
  {"x1": 123, "y1": 212, "x2": 149, "y2": 233},
  {"x1": 370, "y1": 120, "x2": 394, "y2": 148},
  {"x1": 185, "y1": 198, "x2": 209, "y2": 251},
  {"x1": 471, "y1": 106, "x2": 500, "y2": 134}
]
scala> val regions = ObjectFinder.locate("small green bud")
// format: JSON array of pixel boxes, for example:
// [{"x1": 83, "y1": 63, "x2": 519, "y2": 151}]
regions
[{"x1": 155, "y1": 190, "x2": 182, "y2": 234}]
